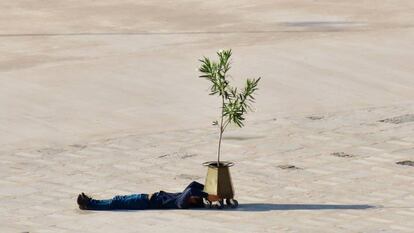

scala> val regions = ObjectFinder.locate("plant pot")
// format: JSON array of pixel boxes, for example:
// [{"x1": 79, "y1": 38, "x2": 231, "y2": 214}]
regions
[
  {"x1": 202, "y1": 161, "x2": 235, "y2": 199},
  {"x1": 202, "y1": 161, "x2": 238, "y2": 208}
]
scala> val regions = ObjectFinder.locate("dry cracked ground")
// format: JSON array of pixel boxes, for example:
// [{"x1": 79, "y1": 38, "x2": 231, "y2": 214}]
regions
[{"x1": 1, "y1": 1, "x2": 414, "y2": 232}]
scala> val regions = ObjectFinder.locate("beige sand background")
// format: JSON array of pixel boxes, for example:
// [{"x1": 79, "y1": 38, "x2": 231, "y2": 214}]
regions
[{"x1": 1, "y1": 1, "x2": 414, "y2": 232}]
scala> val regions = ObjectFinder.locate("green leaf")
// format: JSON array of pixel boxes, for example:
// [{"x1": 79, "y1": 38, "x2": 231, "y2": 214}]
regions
[{"x1": 197, "y1": 50, "x2": 260, "y2": 130}]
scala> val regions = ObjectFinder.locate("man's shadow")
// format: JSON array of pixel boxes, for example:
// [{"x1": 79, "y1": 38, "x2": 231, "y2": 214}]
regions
[
  {"x1": 221, "y1": 203, "x2": 376, "y2": 212},
  {"x1": 85, "y1": 203, "x2": 377, "y2": 212}
]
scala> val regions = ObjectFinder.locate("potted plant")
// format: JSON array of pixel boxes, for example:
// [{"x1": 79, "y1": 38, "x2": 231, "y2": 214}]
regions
[{"x1": 198, "y1": 49, "x2": 260, "y2": 208}]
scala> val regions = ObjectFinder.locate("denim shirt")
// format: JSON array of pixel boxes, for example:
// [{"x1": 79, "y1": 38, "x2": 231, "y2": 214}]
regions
[{"x1": 149, "y1": 181, "x2": 207, "y2": 209}]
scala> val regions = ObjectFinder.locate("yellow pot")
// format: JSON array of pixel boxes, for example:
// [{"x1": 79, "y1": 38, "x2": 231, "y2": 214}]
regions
[{"x1": 202, "y1": 161, "x2": 235, "y2": 199}]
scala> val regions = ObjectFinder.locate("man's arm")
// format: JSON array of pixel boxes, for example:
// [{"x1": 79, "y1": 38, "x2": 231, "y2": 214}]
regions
[{"x1": 176, "y1": 187, "x2": 207, "y2": 209}]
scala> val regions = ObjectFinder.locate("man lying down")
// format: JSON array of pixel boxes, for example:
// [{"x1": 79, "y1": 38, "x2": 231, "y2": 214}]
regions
[{"x1": 77, "y1": 181, "x2": 207, "y2": 210}]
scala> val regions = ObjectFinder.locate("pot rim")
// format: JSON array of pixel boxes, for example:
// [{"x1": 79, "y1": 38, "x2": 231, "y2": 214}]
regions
[{"x1": 202, "y1": 161, "x2": 234, "y2": 168}]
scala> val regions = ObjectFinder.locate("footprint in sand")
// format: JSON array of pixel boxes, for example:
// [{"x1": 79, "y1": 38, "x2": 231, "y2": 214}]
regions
[
  {"x1": 278, "y1": 164, "x2": 301, "y2": 170},
  {"x1": 69, "y1": 144, "x2": 87, "y2": 150},
  {"x1": 307, "y1": 116, "x2": 324, "y2": 120},
  {"x1": 396, "y1": 160, "x2": 414, "y2": 167},
  {"x1": 331, "y1": 152, "x2": 355, "y2": 158},
  {"x1": 158, "y1": 153, "x2": 197, "y2": 159},
  {"x1": 378, "y1": 114, "x2": 414, "y2": 124}
]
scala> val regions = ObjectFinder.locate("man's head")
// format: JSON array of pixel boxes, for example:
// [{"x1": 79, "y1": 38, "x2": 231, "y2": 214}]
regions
[{"x1": 188, "y1": 196, "x2": 204, "y2": 207}]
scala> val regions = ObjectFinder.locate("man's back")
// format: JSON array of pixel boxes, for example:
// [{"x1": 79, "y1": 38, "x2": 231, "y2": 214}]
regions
[{"x1": 149, "y1": 181, "x2": 207, "y2": 209}]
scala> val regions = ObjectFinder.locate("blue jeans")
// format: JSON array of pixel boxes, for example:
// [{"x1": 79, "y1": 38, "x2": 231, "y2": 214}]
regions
[{"x1": 87, "y1": 194, "x2": 150, "y2": 210}]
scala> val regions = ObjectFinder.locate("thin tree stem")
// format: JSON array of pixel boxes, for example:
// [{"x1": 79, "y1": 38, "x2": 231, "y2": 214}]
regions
[
  {"x1": 222, "y1": 119, "x2": 230, "y2": 131},
  {"x1": 217, "y1": 96, "x2": 225, "y2": 167}
]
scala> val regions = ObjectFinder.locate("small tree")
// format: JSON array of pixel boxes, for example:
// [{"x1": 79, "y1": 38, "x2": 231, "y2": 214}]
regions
[{"x1": 198, "y1": 49, "x2": 261, "y2": 166}]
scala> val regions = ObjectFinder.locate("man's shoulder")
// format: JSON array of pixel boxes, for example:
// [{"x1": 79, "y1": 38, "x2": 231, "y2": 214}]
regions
[{"x1": 186, "y1": 181, "x2": 204, "y2": 190}]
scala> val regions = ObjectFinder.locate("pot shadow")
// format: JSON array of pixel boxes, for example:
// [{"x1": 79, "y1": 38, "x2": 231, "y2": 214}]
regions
[{"x1": 222, "y1": 203, "x2": 376, "y2": 212}]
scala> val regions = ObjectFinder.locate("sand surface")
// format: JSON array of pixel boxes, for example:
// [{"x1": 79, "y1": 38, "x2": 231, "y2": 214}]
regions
[{"x1": 1, "y1": 1, "x2": 414, "y2": 232}]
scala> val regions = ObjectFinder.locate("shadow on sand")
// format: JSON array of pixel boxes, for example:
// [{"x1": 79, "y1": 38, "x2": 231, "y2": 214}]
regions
[
  {"x1": 0, "y1": 21, "x2": 366, "y2": 38},
  {"x1": 224, "y1": 203, "x2": 376, "y2": 212},
  {"x1": 84, "y1": 203, "x2": 376, "y2": 212}
]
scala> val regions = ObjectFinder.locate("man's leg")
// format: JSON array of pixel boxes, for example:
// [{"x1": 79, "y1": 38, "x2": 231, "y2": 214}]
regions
[
  {"x1": 81, "y1": 194, "x2": 150, "y2": 210},
  {"x1": 110, "y1": 194, "x2": 150, "y2": 210}
]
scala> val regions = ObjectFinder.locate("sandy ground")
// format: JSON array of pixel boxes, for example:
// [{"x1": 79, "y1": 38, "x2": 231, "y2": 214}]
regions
[{"x1": 1, "y1": 1, "x2": 414, "y2": 232}]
